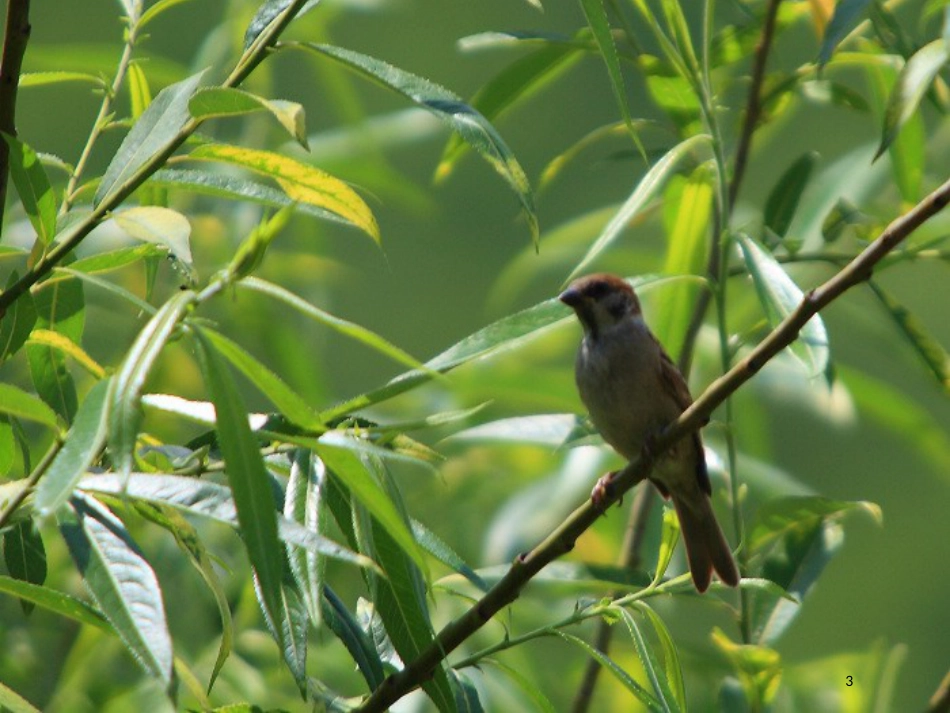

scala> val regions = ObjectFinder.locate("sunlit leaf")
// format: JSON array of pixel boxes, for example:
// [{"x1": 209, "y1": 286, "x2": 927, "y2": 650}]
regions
[
  {"x1": 0, "y1": 384, "x2": 59, "y2": 430},
  {"x1": 18, "y1": 71, "x2": 105, "y2": 88},
  {"x1": 243, "y1": 0, "x2": 320, "y2": 51},
  {"x1": 59, "y1": 494, "x2": 172, "y2": 684},
  {"x1": 0, "y1": 574, "x2": 109, "y2": 630},
  {"x1": 711, "y1": 628, "x2": 782, "y2": 705},
  {"x1": 95, "y1": 70, "x2": 206, "y2": 206},
  {"x1": 618, "y1": 606, "x2": 682, "y2": 712},
  {"x1": 2, "y1": 134, "x2": 57, "y2": 246},
  {"x1": 110, "y1": 206, "x2": 193, "y2": 267},
  {"x1": 189, "y1": 87, "x2": 308, "y2": 148}
]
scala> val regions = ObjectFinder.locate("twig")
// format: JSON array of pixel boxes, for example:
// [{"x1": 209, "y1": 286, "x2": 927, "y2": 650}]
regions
[
  {"x1": 353, "y1": 175, "x2": 950, "y2": 712},
  {"x1": 0, "y1": 438, "x2": 62, "y2": 530},
  {"x1": 728, "y1": 0, "x2": 783, "y2": 211},
  {"x1": 0, "y1": 0, "x2": 31, "y2": 234}
]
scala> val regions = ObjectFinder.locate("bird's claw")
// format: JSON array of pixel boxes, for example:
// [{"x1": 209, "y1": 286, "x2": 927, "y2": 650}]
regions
[{"x1": 591, "y1": 471, "x2": 621, "y2": 508}]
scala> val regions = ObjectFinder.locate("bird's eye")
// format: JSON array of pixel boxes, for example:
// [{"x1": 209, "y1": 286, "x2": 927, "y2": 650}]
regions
[
  {"x1": 606, "y1": 299, "x2": 626, "y2": 319},
  {"x1": 585, "y1": 281, "x2": 610, "y2": 300}
]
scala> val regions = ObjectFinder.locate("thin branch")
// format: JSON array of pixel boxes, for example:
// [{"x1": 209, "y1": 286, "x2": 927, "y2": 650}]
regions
[
  {"x1": 928, "y1": 666, "x2": 950, "y2": 713},
  {"x1": 0, "y1": 0, "x2": 31, "y2": 233},
  {"x1": 728, "y1": 0, "x2": 783, "y2": 211},
  {"x1": 353, "y1": 175, "x2": 950, "y2": 713}
]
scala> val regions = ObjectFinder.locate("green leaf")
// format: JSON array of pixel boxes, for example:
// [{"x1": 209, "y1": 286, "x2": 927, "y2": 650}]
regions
[
  {"x1": 109, "y1": 206, "x2": 193, "y2": 267},
  {"x1": 631, "y1": 602, "x2": 686, "y2": 710},
  {"x1": 133, "y1": 500, "x2": 233, "y2": 693},
  {"x1": 0, "y1": 384, "x2": 60, "y2": 430},
  {"x1": 3, "y1": 521, "x2": 47, "y2": 615},
  {"x1": 876, "y1": 40, "x2": 950, "y2": 158},
  {"x1": 0, "y1": 574, "x2": 110, "y2": 630},
  {"x1": 200, "y1": 327, "x2": 324, "y2": 430},
  {"x1": 0, "y1": 679, "x2": 41, "y2": 713},
  {"x1": 18, "y1": 71, "x2": 105, "y2": 88},
  {"x1": 295, "y1": 42, "x2": 538, "y2": 248},
  {"x1": 34, "y1": 377, "x2": 113, "y2": 518},
  {"x1": 579, "y1": 0, "x2": 642, "y2": 155},
  {"x1": 480, "y1": 660, "x2": 557, "y2": 713},
  {"x1": 149, "y1": 168, "x2": 350, "y2": 225},
  {"x1": 556, "y1": 630, "x2": 662, "y2": 711},
  {"x1": 27, "y1": 276, "x2": 84, "y2": 423},
  {"x1": 187, "y1": 143, "x2": 379, "y2": 242},
  {"x1": 79, "y1": 473, "x2": 377, "y2": 570},
  {"x1": 192, "y1": 328, "x2": 285, "y2": 650},
  {"x1": 0, "y1": 271, "x2": 37, "y2": 363},
  {"x1": 438, "y1": 38, "x2": 584, "y2": 182},
  {"x1": 618, "y1": 606, "x2": 681, "y2": 712},
  {"x1": 748, "y1": 496, "x2": 881, "y2": 553},
  {"x1": 653, "y1": 165, "x2": 713, "y2": 359},
  {"x1": 189, "y1": 87, "x2": 308, "y2": 148},
  {"x1": 567, "y1": 134, "x2": 710, "y2": 281},
  {"x1": 1, "y1": 134, "x2": 57, "y2": 246},
  {"x1": 447, "y1": 413, "x2": 585, "y2": 447},
  {"x1": 253, "y1": 571, "x2": 308, "y2": 695},
  {"x1": 69, "y1": 244, "x2": 167, "y2": 275},
  {"x1": 138, "y1": 0, "x2": 199, "y2": 30},
  {"x1": 321, "y1": 585, "x2": 385, "y2": 690},
  {"x1": 763, "y1": 152, "x2": 819, "y2": 242},
  {"x1": 239, "y1": 277, "x2": 427, "y2": 374},
  {"x1": 819, "y1": 0, "x2": 873, "y2": 66},
  {"x1": 867, "y1": 281, "x2": 950, "y2": 393},
  {"x1": 652, "y1": 508, "x2": 680, "y2": 587},
  {"x1": 95, "y1": 70, "x2": 206, "y2": 206},
  {"x1": 539, "y1": 121, "x2": 628, "y2": 190},
  {"x1": 316, "y1": 434, "x2": 428, "y2": 576},
  {"x1": 243, "y1": 0, "x2": 319, "y2": 51},
  {"x1": 227, "y1": 204, "x2": 294, "y2": 280},
  {"x1": 711, "y1": 628, "x2": 782, "y2": 706},
  {"x1": 110, "y1": 290, "x2": 196, "y2": 481},
  {"x1": 285, "y1": 450, "x2": 325, "y2": 624},
  {"x1": 58, "y1": 494, "x2": 172, "y2": 684},
  {"x1": 411, "y1": 519, "x2": 487, "y2": 592},
  {"x1": 737, "y1": 235, "x2": 830, "y2": 377}
]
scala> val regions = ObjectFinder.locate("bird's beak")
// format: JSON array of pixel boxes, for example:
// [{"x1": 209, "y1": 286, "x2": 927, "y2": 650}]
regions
[{"x1": 559, "y1": 286, "x2": 583, "y2": 308}]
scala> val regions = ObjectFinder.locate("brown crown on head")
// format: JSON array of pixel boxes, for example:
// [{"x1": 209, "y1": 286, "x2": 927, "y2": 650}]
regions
[{"x1": 559, "y1": 273, "x2": 638, "y2": 309}]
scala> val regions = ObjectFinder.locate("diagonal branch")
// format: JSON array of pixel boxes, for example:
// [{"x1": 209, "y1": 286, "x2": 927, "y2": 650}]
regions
[
  {"x1": 354, "y1": 174, "x2": 950, "y2": 713},
  {"x1": 0, "y1": 0, "x2": 32, "y2": 233}
]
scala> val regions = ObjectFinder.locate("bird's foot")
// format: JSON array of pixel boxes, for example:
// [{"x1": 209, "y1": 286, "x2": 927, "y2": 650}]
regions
[{"x1": 591, "y1": 471, "x2": 620, "y2": 508}]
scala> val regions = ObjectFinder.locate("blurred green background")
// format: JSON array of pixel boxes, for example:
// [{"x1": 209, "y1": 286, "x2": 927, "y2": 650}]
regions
[{"x1": 3, "y1": 0, "x2": 950, "y2": 710}]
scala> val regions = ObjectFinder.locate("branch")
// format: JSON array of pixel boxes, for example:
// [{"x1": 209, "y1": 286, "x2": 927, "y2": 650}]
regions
[
  {"x1": 0, "y1": 0, "x2": 31, "y2": 233},
  {"x1": 928, "y1": 666, "x2": 950, "y2": 713},
  {"x1": 728, "y1": 0, "x2": 783, "y2": 211},
  {"x1": 354, "y1": 175, "x2": 950, "y2": 712}
]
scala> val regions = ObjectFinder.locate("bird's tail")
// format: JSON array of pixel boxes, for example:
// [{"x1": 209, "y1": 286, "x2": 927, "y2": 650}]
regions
[{"x1": 671, "y1": 491, "x2": 739, "y2": 593}]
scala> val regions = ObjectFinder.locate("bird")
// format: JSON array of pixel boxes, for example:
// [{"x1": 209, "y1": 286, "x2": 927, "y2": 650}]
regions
[{"x1": 559, "y1": 272, "x2": 739, "y2": 592}]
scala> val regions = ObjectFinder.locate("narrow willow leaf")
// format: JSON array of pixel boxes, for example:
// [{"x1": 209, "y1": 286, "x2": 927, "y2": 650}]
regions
[
  {"x1": 34, "y1": 378, "x2": 112, "y2": 517},
  {"x1": 540, "y1": 121, "x2": 628, "y2": 191},
  {"x1": 0, "y1": 417, "x2": 14, "y2": 477},
  {"x1": 150, "y1": 168, "x2": 349, "y2": 224},
  {"x1": 764, "y1": 152, "x2": 819, "y2": 241},
  {"x1": 867, "y1": 281, "x2": 950, "y2": 392},
  {"x1": 3, "y1": 521, "x2": 47, "y2": 614},
  {"x1": 654, "y1": 166, "x2": 713, "y2": 360},
  {"x1": 2, "y1": 134, "x2": 57, "y2": 246},
  {"x1": 0, "y1": 679, "x2": 41, "y2": 713},
  {"x1": 567, "y1": 134, "x2": 710, "y2": 281},
  {"x1": 243, "y1": 0, "x2": 319, "y2": 51},
  {"x1": 631, "y1": 602, "x2": 686, "y2": 710},
  {"x1": 27, "y1": 276, "x2": 84, "y2": 423},
  {"x1": 68, "y1": 243, "x2": 166, "y2": 275},
  {"x1": 748, "y1": 495, "x2": 881, "y2": 553},
  {"x1": 192, "y1": 329, "x2": 285, "y2": 649},
  {"x1": 316, "y1": 436, "x2": 428, "y2": 575},
  {"x1": 227, "y1": 204, "x2": 294, "y2": 280},
  {"x1": 19, "y1": 71, "x2": 105, "y2": 88},
  {"x1": 201, "y1": 327, "x2": 324, "y2": 429},
  {"x1": 618, "y1": 607, "x2": 680, "y2": 712},
  {"x1": 451, "y1": 670, "x2": 483, "y2": 712},
  {"x1": 296, "y1": 42, "x2": 538, "y2": 247},
  {"x1": 285, "y1": 450, "x2": 325, "y2": 623},
  {"x1": 438, "y1": 40, "x2": 584, "y2": 181},
  {"x1": 95, "y1": 70, "x2": 206, "y2": 206},
  {"x1": 133, "y1": 501, "x2": 232, "y2": 693},
  {"x1": 110, "y1": 290, "x2": 197, "y2": 481},
  {"x1": 0, "y1": 271, "x2": 37, "y2": 363},
  {"x1": 127, "y1": 63, "x2": 151, "y2": 121},
  {"x1": 481, "y1": 660, "x2": 557, "y2": 713},
  {"x1": 59, "y1": 494, "x2": 172, "y2": 684},
  {"x1": 189, "y1": 87, "x2": 308, "y2": 148},
  {"x1": 79, "y1": 473, "x2": 376, "y2": 569},
  {"x1": 737, "y1": 235, "x2": 829, "y2": 377},
  {"x1": 711, "y1": 628, "x2": 783, "y2": 704},
  {"x1": 322, "y1": 585, "x2": 385, "y2": 689},
  {"x1": 188, "y1": 143, "x2": 379, "y2": 242},
  {"x1": 652, "y1": 508, "x2": 680, "y2": 586},
  {"x1": 110, "y1": 206, "x2": 193, "y2": 267},
  {"x1": 876, "y1": 39, "x2": 950, "y2": 158},
  {"x1": 54, "y1": 268, "x2": 156, "y2": 317},
  {"x1": 239, "y1": 277, "x2": 426, "y2": 373},
  {"x1": 556, "y1": 630, "x2": 662, "y2": 711},
  {"x1": 411, "y1": 519, "x2": 486, "y2": 592},
  {"x1": 447, "y1": 413, "x2": 583, "y2": 447},
  {"x1": 0, "y1": 384, "x2": 59, "y2": 430},
  {"x1": 0, "y1": 575, "x2": 110, "y2": 630},
  {"x1": 819, "y1": 0, "x2": 873, "y2": 66},
  {"x1": 139, "y1": 0, "x2": 198, "y2": 30}
]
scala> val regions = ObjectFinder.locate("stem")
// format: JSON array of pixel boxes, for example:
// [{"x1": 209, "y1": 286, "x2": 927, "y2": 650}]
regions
[
  {"x1": 0, "y1": 0, "x2": 310, "y2": 320},
  {"x1": 728, "y1": 0, "x2": 783, "y2": 211},
  {"x1": 0, "y1": 0, "x2": 31, "y2": 235},
  {"x1": 61, "y1": 18, "x2": 137, "y2": 213},
  {"x1": 0, "y1": 438, "x2": 63, "y2": 529},
  {"x1": 927, "y1": 666, "x2": 950, "y2": 713},
  {"x1": 354, "y1": 173, "x2": 950, "y2": 713}
]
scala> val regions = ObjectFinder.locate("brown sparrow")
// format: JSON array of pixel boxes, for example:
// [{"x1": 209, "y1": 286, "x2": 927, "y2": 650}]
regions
[{"x1": 560, "y1": 273, "x2": 739, "y2": 592}]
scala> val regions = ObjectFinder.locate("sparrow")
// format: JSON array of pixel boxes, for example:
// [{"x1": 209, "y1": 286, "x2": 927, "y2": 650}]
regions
[{"x1": 560, "y1": 273, "x2": 739, "y2": 592}]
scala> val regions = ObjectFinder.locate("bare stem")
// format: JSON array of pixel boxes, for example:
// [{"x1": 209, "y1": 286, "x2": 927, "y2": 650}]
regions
[{"x1": 0, "y1": 0, "x2": 31, "y2": 234}]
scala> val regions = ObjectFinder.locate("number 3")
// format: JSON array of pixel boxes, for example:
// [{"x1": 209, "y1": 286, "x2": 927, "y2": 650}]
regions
[{"x1": 846, "y1": 676, "x2": 853, "y2": 686}]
